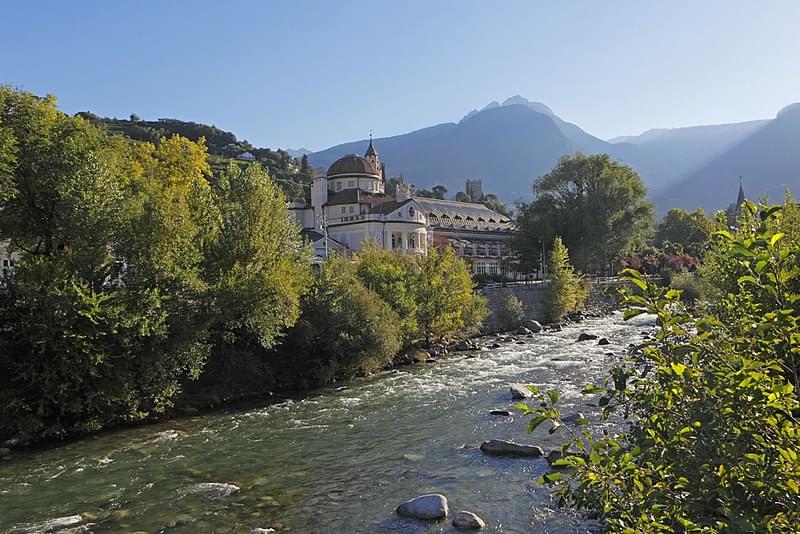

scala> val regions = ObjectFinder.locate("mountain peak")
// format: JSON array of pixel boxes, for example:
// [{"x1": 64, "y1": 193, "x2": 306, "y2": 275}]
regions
[
  {"x1": 461, "y1": 96, "x2": 554, "y2": 123},
  {"x1": 777, "y1": 103, "x2": 800, "y2": 118}
]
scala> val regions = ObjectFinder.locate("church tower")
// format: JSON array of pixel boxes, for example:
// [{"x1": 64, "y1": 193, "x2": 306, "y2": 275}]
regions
[{"x1": 364, "y1": 132, "x2": 381, "y2": 173}]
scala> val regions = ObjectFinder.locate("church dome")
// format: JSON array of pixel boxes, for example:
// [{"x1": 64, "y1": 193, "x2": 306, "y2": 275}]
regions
[{"x1": 327, "y1": 154, "x2": 380, "y2": 178}]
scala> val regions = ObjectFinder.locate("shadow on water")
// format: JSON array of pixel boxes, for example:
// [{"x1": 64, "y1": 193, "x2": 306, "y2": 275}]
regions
[{"x1": 0, "y1": 311, "x2": 654, "y2": 533}]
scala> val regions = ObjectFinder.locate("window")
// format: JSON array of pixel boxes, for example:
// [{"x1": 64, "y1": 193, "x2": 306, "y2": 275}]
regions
[
  {"x1": 341, "y1": 206, "x2": 347, "y2": 214},
  {"x1": 409, "y1": 234, "x2": 416, "y2": 249},
  {"x1": 391, "y1": 233, "x2": 398, "y2": 249},
  {"x1": 408, "y1": 206, "x2": 415, "y2": 218},
  {"x1": 348, "y1": 180, "x2": 355, "y2": 188},
  {"x1": 349, "y1": 206, "x2": 355, "y2": 213},
  {"x1": 336, "y1": 181, "x2": 342, "y2": 191},
  {"x1": 367, "y1": 182, "x2": 373, "y2": 191}
]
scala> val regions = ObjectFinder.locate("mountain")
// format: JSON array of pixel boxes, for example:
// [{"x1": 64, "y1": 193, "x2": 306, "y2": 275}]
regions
[
  {"x1": 608, "y1": 119, "x2": 770, "y2": 194},
  {"x1": 286, "y1": 148, "x2": 312, "y2": 158},
  {"x1": 655, "y1": 104, "x2": 800, "y2": 213},
  {"x1": 309, "y1": 96, "x2": 634, "y2": 202}
]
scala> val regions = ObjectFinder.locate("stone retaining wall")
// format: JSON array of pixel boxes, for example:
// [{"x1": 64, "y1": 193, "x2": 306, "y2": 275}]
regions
[{"x1": 479, "y1": 279, "x2": 627, "y2": 332}]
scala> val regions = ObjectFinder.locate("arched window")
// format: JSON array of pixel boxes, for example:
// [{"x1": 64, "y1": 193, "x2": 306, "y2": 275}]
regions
[{"x1": 409, "y1": 206, "x2": 415, "y2": 218}]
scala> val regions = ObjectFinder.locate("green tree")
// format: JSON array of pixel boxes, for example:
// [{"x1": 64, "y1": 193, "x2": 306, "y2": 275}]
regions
[
  {"x1": 205, "y1": 162, "x2": 311, "y2": 349},
  {"x1": 0, "y1": 88, "x2": 216, "y2": 437},
  {"x1": 480, "y1": 193, "x2": 511, "y2": 217},
  {"x1": 414, "y1": 246, "x2": 487, "y2": 340},
  {"x1": 546, "y1": 236, "x2": 587, "y2": 322},
  {"x1": 654, "y1": 207, "x2": 716, "y2": 257},
  {"x1": 513, "y1": 153, "x2": 654, "y2": 273},
  {"x1": 354, "y1": 243, "x2": 418, "y2": 343},
  {"x1": 497, "y1": 292, "x2": 525, "y2": 330},
  {"x1": 432, "y1": 185, "x2": 448, "y2": 199},
  {"x1": 454, "y1": 191, "x2": 471, "y2": 202},
  {"x1": 274, "y1": 256, "x2": 402, "y2": 387}
]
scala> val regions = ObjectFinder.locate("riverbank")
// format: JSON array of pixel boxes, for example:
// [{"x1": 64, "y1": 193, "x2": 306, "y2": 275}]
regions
[
  {"x1": 0, "y1": 312, "x2": 651, "y2": 533},
  {"x1": 0, "y1": 306, "x2": 617, "y2": 458}
]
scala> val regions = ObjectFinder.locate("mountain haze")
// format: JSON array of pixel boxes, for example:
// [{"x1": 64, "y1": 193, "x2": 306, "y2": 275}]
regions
[{"x1": 305, "y1": 96, "x2": 800, "y2": 214}]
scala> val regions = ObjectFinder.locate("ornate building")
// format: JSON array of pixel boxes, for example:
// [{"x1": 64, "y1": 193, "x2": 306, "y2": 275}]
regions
[{"x1": 289, "y1": 139, "x2": 516, "y2": 277}]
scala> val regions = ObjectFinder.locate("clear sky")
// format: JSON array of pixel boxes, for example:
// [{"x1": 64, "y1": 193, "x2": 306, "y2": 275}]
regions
[{"x1": 2, "y1": 1, "x2": 798, "y2": 150}]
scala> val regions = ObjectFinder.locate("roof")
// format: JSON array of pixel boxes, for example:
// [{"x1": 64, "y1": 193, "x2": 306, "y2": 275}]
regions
[
  {"x1": 325, "y1": 189, "x2": 361, "y2": 206},
  {"x1": 365, "y1": 138, "x2": 378, "y2": 157},
  {"x1": 412, "y1": 197, "x2": 512, "y2": 226},
  {"x1": 327, "y1": 154, "x2": 380, "y2": 178},
  {"x1": 369, "y1": 199, "x2": 413, "y2": 215},
  {"x1": 301, "y1": 229, "x2": 347, "y2": 247}
]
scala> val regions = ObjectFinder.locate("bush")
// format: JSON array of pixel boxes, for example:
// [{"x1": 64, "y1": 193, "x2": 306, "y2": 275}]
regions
[
  {"x1": 497, "y1": 292, "x2": 525, "y2": 331},
  {"x1": 669, "y1": 270, "x2": 702, "y2": 304},
  {"x1": 518, "y1": 210, "x2": 800, "y2": 532},
  {"x1": 273, "y1": 256, "x2": 402, "y2": 388}
]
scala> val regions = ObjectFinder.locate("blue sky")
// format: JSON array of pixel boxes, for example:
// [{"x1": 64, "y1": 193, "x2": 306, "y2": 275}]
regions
[{"x1": 2, "y1": 1, "x2": 798, "y2": 150}]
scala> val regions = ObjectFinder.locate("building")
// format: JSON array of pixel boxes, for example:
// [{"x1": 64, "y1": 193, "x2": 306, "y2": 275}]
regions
[
  {"x1": 0, "y1": 241, "x2": 19, "y2": 278},
  {"x1": 465, "y1": 179, "x2": 483, "y2": 202},
  {"x1": 726, "y1": 178, "x2": 746, "y2": 228},
  {"x1": 236, "y1": 151, "x2": 256, "y2": 161},
  {"x1": 289, "y1": 138, "x2": 515, "y2": 277}
]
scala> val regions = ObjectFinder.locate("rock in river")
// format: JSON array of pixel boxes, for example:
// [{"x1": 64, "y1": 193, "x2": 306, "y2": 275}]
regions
[
  {"x1": 524, "y1": 319, "x2": 543, "y2": 333},
  {"x1": 598, "y1": 337, "x2": 610, "y2": 345},
  {"x1": 453, "y1": 510, "x2": 486, "y2": 529},
  {"x1": 509, "y1": 383, "x2": 533, "y2": 400},
  {"x1": 396, "y1": 493, "x2": 449, "y2": 520},
  {"x1": 577, "y1": 332, "x2": 598, "y2": 342},
  {"x1": 489, "y1": 410, "x2": 512, "y2": 417},
  {"x1": 480, "y1": 439, "x2": 544, "y2": 457}
]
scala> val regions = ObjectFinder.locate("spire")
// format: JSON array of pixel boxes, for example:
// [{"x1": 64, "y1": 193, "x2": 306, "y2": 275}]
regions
[
  {"x1": 365, "y1": 130, "x2": 377, "y2": 157},
  {"x1": 737, "y1": 176, "x2": 746, "y2": 206}
]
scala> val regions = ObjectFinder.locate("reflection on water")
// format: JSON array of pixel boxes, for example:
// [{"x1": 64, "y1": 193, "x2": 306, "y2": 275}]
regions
[{"x1": 0, "y1": 312, "x2": 653, "y2": 533}]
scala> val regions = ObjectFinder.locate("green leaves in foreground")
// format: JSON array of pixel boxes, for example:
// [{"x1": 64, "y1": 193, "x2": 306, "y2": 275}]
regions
[{"x1": 517, "y1": 206, "x2": 800, "y2": 533}]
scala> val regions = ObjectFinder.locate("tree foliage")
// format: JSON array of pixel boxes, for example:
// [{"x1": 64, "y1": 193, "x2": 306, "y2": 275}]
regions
[
  {"x1": 546, "y1": 237, "x2": 587, "y2": 322},
  {"x1": 519, "y1": 206, "x2": 800, "y2": 532},
  {"x1": 655, "y1": 207, "x2": 717, "y2": 257},
  {"x1": 274, "y1": 256, "x2": 402, "y2": 388},
  {"x1": 497, "y1": 292, "x2": 525, "y2": 330},
  {"x1": 414, "y1": 246, "x2": 488, "y2": 341},
  {"x1": 513, "y1": 153, "x2": 654, "y2": 274},
  {"x1": 0, "y1": 87, "x2": 310, "y2": 438}
]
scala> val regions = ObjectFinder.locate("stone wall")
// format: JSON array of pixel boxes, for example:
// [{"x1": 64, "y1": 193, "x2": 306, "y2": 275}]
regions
[{"x1": 479, "y1": 279, "x2": 626, "y2": 332}]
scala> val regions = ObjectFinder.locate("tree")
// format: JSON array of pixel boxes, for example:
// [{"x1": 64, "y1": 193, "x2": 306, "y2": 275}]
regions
[
  {"x1": 480, "y1": 193, "x2": 511, "y2": 217},
  {"x1": 273, "y1": 256, "x2": 402, "y2": 387},
  {"x1": 204, "y1": 162, "x2": 311, "y2": 349},
  {"x1": 129, "y1": 113, "x2": 140, "y2": 122},
  {"x1": 546, "y1": 236, "x2": 587, "y2": 322},
  {"x1": 497, "y1": 292, "x2": 525, "y2": 330},
  {"x1": 354, "y1": 243, "x2": 418, "y2": 343},
  {"x1": 654, "y1": 208, "x2": 716, "y2": 257},
  {"x1": 0, "y1": 88, "x2": 217, "y2": 437},
  {"x1": 414, "y1": 246, "x2": 487, "y2": 340},
  {"x1": 454, "y1": 191, "x2": 471, "y2": 202},
  {"x1": 432, "y1": 185, "x2": 448, "y2": 199},
  {"x1": 513, "y1": 153, "x2": 655, "y2": 274}
]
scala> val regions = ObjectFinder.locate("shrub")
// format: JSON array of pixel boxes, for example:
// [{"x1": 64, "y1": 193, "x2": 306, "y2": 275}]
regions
[
  {"x1": 497, "y1": 292, "x2": 525, "y2": 331},
  {"x1": 669, "y1": 270, "x2": 702, "y2": 304},
  {"x1": 273, "y1": 256, "x2": 402, "y2": 388},
  {"x1": 518, "y1": 210, "x2": 800, "y2": 532}
]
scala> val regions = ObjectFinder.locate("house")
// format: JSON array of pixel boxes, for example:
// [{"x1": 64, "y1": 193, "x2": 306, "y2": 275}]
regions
[{"x1": 236, "y1": 151, "x2": 256, "y2": 161}]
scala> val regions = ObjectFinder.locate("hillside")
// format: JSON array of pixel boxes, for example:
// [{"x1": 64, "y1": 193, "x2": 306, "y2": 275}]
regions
[
  {"x1": 77, "y1": 113, "x2": 313, "y2": 200},
  {"x1": 655, "y1": 104, "x2": 800, "y2": 213}
]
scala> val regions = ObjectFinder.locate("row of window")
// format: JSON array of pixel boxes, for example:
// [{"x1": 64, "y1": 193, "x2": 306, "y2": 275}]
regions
[{"x1": 334, "y1": 179, "x2": 378, "y2": 192}]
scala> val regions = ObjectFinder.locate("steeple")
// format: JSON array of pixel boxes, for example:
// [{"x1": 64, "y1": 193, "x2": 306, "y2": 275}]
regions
[
  {"x1": 365, "y1": 130, "x2": 378, "y2": 157},
  {"x1": 737, "y1": 176, "x2": 746, "y2": 206}
]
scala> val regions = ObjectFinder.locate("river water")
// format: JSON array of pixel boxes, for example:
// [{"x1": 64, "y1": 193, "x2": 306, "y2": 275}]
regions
[{"x1": 0, "y1": 312, "x2": 653, "y2": 534}]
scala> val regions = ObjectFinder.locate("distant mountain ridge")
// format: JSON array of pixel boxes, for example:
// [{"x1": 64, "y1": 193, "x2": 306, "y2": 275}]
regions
[{"x1": 308, "y1": 96, "x2": 800, "y2": 214}]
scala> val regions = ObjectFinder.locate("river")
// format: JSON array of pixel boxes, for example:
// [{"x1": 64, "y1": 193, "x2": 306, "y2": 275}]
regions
[{"x1": 0, "y1": 312, "x2": 654, "y2": 533}]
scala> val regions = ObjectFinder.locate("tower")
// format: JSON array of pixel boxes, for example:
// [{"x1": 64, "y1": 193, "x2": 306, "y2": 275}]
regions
[
  {"x1": 364, "y1": 131, "x2": 381, "y2": 173},
  {"x1": 311, "y1": 176, "x2": 328, "y2": 230}
]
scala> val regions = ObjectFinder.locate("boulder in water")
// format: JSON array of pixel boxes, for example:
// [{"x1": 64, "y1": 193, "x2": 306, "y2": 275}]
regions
[
  {"x1": 396, "y1": 493, "x2": 449, "y2": 519},
  {"x1": 13, "y1": 515, "x2": 84, "y2": 532},
  {"x1": 3, "y1": 432, "x2": 32, "y2": 449},
  {"x1": 0, "y1": 447, "x2": 10, "y2": 457},
  {"x1": 524, "y1": 319, "x2": 543, "y2": 333},
  {"x1": 509, "y1": 383, "x2": 532, "y2": 400},
  {"x1": 577, "y1": 332, "x2": 598, "y2": 342},
  {"x1": 598, "y1": 338, "x2": 610, "y2": 345},
  {"x1": 489, "y1": 410, "x2": 512, "y2": 417},
  {"x1": 480, "y1": 439, "x2": 544, "y2": 457},
  {"x1": 561, "y1": 413, "x2": 586, "y2": 425},
  {"x1": 516, "y1": 327, "x2": 532, "y2": 335},
  {"x1": 453, "y1": 510, "x2": 486, "y2": 529},
  {"x1": 490, "y1": 343, "x2": 501, "y2": 349}
]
